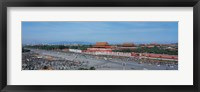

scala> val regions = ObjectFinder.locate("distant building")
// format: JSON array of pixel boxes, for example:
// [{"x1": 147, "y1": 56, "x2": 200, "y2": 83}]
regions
[
  {"x1": 93, "y1": 42, "x2": 112, "y2": 48},
  {"x1": 116, "y1": 43, "x2": 137, "y2": 50},
  {"x1": 122, "y1": 43, "x2": 135, "y2": 47},
  {"x1": 87, "y1": 42, "x2": 113, "y2": 52},
  {"x1": 140, "y1": 43, "x2": 160, "y2": 48}
]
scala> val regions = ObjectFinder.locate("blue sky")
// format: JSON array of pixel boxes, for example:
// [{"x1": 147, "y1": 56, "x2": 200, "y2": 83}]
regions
[{"x1": 22, "y1": 22, "x2": 178, "y2": 44}]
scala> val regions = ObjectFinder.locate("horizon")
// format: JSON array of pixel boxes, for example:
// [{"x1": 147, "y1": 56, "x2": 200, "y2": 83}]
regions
[
  {"x1": 22, "y1": 41, "x2": 178, "y2": 45},
  {"x1": 22, "y1": 22, "x2": 178, "y2": 45}
]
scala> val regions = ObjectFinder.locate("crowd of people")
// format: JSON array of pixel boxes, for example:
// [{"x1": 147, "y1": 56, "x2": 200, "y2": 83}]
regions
[
  {"x1": 22, "y1": 49, "x2": 178, "y2": 70},
  {"x1": 22, "y1": 52, "x2": 90, "y2": 70}
]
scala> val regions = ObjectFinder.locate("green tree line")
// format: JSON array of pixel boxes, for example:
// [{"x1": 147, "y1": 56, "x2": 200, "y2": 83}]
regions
[{"x1": 25, "y1": 45, "x2": 92, "y2": 50}]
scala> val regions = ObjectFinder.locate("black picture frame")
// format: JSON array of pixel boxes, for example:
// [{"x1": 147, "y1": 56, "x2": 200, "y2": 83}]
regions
[{"x1": 0, "y1": 0, "x2": 200, "y2": 92}]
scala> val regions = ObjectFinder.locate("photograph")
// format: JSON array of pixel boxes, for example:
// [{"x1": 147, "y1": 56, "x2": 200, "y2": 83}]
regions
[
  {"x1": 1, "y1": 0, "x2": 199, "y2": 91},
  {"x1": 22, "y1": 22, "x2": 178, "y2": 70}
]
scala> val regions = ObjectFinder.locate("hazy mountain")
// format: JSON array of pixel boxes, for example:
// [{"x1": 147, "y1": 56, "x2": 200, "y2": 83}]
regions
[{"x1": 49, "y1": 41, "x2": 94, "y2": 45}]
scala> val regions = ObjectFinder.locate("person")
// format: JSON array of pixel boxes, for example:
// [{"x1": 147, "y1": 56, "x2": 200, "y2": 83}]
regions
[{"x1": 43, "y1": 66, "x2": 48, "y2": 70}]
